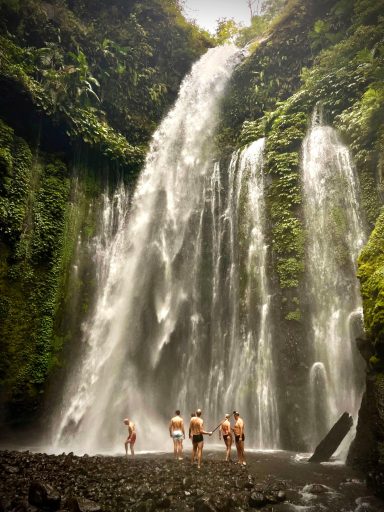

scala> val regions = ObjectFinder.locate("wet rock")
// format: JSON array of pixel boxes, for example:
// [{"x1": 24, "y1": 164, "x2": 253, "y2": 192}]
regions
[
  {"x1": 309, "y1": 412, "x2": 353, "y2": 463},
  {"x1": 194, "y1": 497, "x2": 217, "y2": 511},
  {"x1": 183, "y1": 477, "x2": 193, "y2": 488},
  {"x1": 4, "y1": 465, "x2": 20, "y2": 474},
  {"x1": 210, "y1": 494, "x2": 231, "y2": 511},
  {"x1": 6, "y1": 499, "x2": 28, "y2": 512},
  {"x1": 156, "y1": 495, "x2": 171, "y2": 509},
  {"x1": 249, "y1": 492, "x2": 266, "y2": 508},
  {"x1": 67, "y1": 497, "x2": 101, "y2": 512},
  {"x1": 28, "y1": 482, "x2": 61, "y2": 511},
  {"x1": 302, "y1": 483, "x2": 331, "y2": 494},
  {"x1": 277, "y1": 490, "x2": 286, "y2": 501}
]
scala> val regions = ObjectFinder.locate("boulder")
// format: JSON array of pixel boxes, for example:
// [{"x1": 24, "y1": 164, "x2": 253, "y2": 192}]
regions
[
  {"x1": 249, "y1": 492, "x2": 266, "y2": 508},
  {"x1": 28, "y1": 482, "x2": 61, "y2": 511},
  {"x1": 309, "y1": 412, "x2": 353, "y2": 463},
  {"x1": 67, "y1": 498, "x2": 101, "y2": 512},
  {"x1": 194, "y1": 497, "x2": 217, "y2": 512}
]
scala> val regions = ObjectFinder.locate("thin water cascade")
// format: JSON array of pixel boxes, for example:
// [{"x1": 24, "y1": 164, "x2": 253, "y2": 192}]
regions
[
  {"x1": 302, "y1": 109, "x2": 366, "y2": 452},
  {"x1": 224, "y1": 140, "x2": 279, "y2": 449}
]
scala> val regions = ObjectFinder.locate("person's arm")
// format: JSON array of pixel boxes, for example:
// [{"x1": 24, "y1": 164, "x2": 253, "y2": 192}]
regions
[
  {"x1": 181, "y1": 419, "x2": 185, "y2": 438},
  {"x1": 169, "y1": 420, "x2": 173, "y2": 437},
  {"x1": 219, "y1": 422, "x2": 223, "y2": 440},
  {"x1": 199, "y1": 420, "x2": 212, "y2": 436}
]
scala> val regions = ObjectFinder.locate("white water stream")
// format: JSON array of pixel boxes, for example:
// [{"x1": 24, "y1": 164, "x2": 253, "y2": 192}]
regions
[
  {"x1": 50, "y1": 50, "x2": 367, "y2": 458},
  {"x1": 302, "y1": 109, "x2": 366, "y2": 452},
  {"x1": 52, "y1": 46, "x2": 281, "y2": 454}
]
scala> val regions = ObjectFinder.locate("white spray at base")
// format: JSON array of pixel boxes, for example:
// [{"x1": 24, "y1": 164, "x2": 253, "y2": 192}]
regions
[{"x1": 302, "y1": 109, "x2": 366, "y2": 455}]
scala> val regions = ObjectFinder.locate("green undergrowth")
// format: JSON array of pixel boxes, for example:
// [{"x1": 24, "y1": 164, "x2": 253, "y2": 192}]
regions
[
  {"x1": 220, "y1": 0, "x2": 384, "y2": 323},
  {"x1": 0, "y1": 118, "x2": 70, "y2": 418},
  {"x1": 358, "y1": 209, "x2": 384, "y2": 359},
  {"x1": 0, "y1": 0, "x2": 211, "y2": 170}
]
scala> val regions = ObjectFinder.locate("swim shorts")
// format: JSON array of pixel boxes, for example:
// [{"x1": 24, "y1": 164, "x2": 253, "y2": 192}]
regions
[
  {"x1": 192, "y1": 434, "x2": 204, "y2": 443},
  {"x1": 223, "y1": 434, "x2": 231, "y2": 442},
  {"x1": 128, "y1": 432, "x2": 137, "y2": 445},
  {"x1": 235, "y1": 434, "x2": 245, "y2": 443},
  {"x1": 172, "y1": 430, "x2": 183, "y2": 440}
]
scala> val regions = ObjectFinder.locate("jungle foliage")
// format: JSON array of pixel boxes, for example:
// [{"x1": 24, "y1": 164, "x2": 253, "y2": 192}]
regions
[
  {"x1": 0, "y1": 0, "x2": 211, "y2": 422},
  {"x1": 219, "y1": 0, "x2": 384, "y2": 329}
]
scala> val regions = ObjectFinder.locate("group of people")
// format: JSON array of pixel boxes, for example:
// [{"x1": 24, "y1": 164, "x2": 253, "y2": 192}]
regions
[{"x1": 124, "y1": 410, "x2": 246, "y2": 469}]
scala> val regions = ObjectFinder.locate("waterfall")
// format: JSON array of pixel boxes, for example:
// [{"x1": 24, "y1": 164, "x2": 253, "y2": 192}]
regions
[
  {"x1": 51, "y1": 45, "x2": 281, "y2": 454},
  {"x1": 302, "y1": 109, "x2": 366, "y2": 452}
]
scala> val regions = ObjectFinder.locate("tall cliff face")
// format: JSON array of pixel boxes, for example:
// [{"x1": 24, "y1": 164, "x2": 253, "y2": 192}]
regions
[
  {"x1": 219, "y1": 0, "x2": 384, "y2": 463},
  {"x1": 347, "y1": 211, "x2": 384, "y2": 497},
  {"x1": 0, "y1": 0, "x2": 211, "y2": 427}
]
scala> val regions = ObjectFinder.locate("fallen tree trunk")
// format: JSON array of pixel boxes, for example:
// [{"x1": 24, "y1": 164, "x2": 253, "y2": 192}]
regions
[{"x1": 308, "y1": 412, "x2": 353, "y2": 463}]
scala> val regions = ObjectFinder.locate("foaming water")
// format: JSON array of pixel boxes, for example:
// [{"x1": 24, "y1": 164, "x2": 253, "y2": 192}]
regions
[{"x1": 302, "y1": 108, "x2": 366, "y2": 454}]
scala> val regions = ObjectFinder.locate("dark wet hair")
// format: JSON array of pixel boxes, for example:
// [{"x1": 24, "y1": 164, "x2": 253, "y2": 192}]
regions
[
  {"x1": 233, "y1": 411, "x2": 239, "y2": 416},
  {"x1": 176, "y1": 410, "x2": 180, "y2": 415}
]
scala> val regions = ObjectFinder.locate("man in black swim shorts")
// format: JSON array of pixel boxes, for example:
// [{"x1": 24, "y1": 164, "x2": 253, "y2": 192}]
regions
[
  {"x1": 189, "y1": 409, "x2": 212, "y2": 468},
  {"x1": 233, "y1": 411, "x2": 246, "y2": 466}
]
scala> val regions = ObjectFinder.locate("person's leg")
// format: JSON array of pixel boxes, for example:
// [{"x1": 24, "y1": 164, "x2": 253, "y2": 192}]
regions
[
  {"x1": 235, "y1": 440, "x2": 241, "y2": 463},
  {"x1": 178, "y1": 439, "x2": 183, "y2": 459},
  {"x1": 124, "y1": 440, "x2": 128, "y2": 456},
  {"x1": 173, "y1": 439, "x2": 177, "y2": 459},
  {"x1": 130, "y1": 440, "x2": 135, "y2": 456},
  {"x1": 191, "y1": 442, "x2": 197, "y2": 463},
  {"x1": 226, "y1": 438, "x2": 231, "y2": 461},
  {"x1": 197, "y1": 441, "x2": 204, "y2": 468},
  {"x1": 241, "y1": 440, "x2": 246, "y2": 465}
]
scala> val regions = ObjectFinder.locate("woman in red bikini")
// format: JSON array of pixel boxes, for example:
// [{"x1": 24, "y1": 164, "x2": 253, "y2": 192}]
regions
[
  {"x1": 219, "y1": 413, "x2": 233, "y2": 461},
  {"x1": 123, "y1": 418, "x2": 136, "y2": 457}
]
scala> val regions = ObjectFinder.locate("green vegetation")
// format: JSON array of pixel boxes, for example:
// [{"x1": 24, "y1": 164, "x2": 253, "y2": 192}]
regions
[
  {"x1": 0, "y1": 118, "x2": 73, "y2": 419},
  {"x1": 218, "y1": 0, "x2": 384, "y2": 324},
  {"x1": 0, "y1": 0, "x2": 211, "y2": 421},
  {"x1": 358, "y1": 209, "x2": 384, "y2": 358}
]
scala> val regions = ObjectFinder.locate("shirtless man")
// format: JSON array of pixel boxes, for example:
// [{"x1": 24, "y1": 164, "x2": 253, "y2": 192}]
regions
[
  {"x1": 232, "y1": 411, "x2": 246, "y2": 465},
  {"x1": 219, "y1": 413, "x2": 233, "y2": 461},
  {"x1": 189, "y1": 409, "x2": 212, "y2": 469},
  {"x1": 169, "y1": 410, "x2": 185, "y2": 460},
  {"x1": 123, "y1": 418, "x2": 136, "y2": 457},
  {"x1": 188, "y1": 412, "x2": 195, "y2": 441}
]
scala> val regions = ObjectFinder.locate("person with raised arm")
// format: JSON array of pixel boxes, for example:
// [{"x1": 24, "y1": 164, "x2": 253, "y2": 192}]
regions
[{"x1": 189, "y1": 409, "x2": 212, "y2": 469}]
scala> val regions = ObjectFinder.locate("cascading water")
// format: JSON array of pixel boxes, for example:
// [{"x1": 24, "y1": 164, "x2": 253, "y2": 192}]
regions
[
  {"x1": 302, "y1": 109, "x2": 366, "y2": 452},
  {"x1": 51, "y1": 45, "x2": 280, "y2": 454}
]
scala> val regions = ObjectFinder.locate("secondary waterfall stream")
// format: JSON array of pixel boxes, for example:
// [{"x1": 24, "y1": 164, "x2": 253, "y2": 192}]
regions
[{"x1": 302, "y1": 110, "x2": 366, "y2": 452}]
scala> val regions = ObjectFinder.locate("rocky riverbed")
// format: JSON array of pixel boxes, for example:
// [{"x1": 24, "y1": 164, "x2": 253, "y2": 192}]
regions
[{"x1": 1, "y1": 450, "x2": 383, "y2": 511}]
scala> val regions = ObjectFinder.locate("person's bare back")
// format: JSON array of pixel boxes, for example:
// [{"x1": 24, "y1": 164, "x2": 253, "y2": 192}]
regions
[
  {"x1": 170, "y1": 415, "x2": 184, "y2": 432},
  {"x1": 169, "y1": 410, "x2": 185, "y2": 460},
  {"x1": 190, "y1": 416, "x2": 203, "y2": 436}
]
